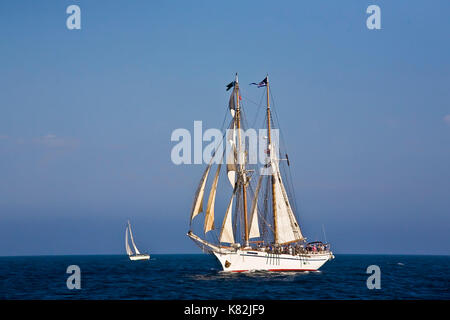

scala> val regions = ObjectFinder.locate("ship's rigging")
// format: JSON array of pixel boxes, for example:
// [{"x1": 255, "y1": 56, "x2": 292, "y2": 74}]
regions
[{"x1": 189, "y1": 74, "x2": 304, "y2": 248}]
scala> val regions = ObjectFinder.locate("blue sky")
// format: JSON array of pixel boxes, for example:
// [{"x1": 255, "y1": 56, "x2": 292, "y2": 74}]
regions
[{"x1": 0, "y1": 1, "x2": 449, "y2": 256}]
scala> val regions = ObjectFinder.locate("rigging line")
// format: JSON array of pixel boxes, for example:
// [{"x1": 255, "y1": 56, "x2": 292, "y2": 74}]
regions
[
  {"x1": 238, "y1": 185, "x2": 245, "y2": 243},
  {"x1": 239, "y1": 99, "x2": 255, "y2": 138},
  {"x1": 257, "y1": 208, "x2": 274, "y2": 238},
  {"x1": 269, "y1": 86, "x2": 301, "y2": 215},
  {"x1": 240, "y1": 108, "x2": 249, "y2": 131},
  {"x1": 269, "y1": 85, "x2": 289, "y2": 155},
  {"x1": 207, "y1": 140, "x2": 227, "y2": 242},
  {"x1": 251, "y1": 89, "x2": 266, "y2": 129},
  {"x1": 215, "y1": 117, "x2": 236, "y2": 159},
  {"x1": 246, "y1": 172, "x2": 274, "y2": 237},
  {"x1": 220, "y1": 95, "x2": 232, "y2": 131},
  {"x1": 191, "y1": 116, "x2": 232, "y2": 240},
  {"x1": 246, "y1": 188, "x2": 271, "y2": 242},
  {"x1": 269, "y1": 86, "x2": 293, "y2": 161},
  {"x1": 238, "y1": 89, "x2": 255, "y2": 132},
  {"x1": 232, "y1": 184, "x2": 240, "y2": 241},
  {"x1": 241, "y1": 94, "x2": 264, "y2": 108},
  {"x1": 267, "y1": 91, "x2": 298, "y2": 244},
  {"x1": 254, "y1": 179, "x2": 275, "y2": 238},
  {"x1": 322, "y1": 224, "x2": 328, "y2": 244},
  {"x1": 210, "y1": 140, "x2": 228, "y2": 242},
  {"x1": 237, "y1": 108, "x2": 256, "y2": 173},
  {"x1": 261, "y1": 174, "x2": 271, "y2": 242},
  {"x1": 241, "y1": 91, "x2": 265, "y2": 129},
  {"x1": 209, "y1": 118, "x2": 238, "y2": 244},
  {"x1": 214, "y1": 100, "x2": 231, "y2": 143},
  {"x1": 207, "y1": 119, "x2": 231, "y2": 165}
]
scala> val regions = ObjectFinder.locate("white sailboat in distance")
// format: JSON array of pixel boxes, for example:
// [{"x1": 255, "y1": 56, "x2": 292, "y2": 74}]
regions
[
  {"x1": 125, "y1": 221, "x2": 150, "y2": 261},
  {"x1": 187, "y1": 74, "x2": 334, "y2": 272}
]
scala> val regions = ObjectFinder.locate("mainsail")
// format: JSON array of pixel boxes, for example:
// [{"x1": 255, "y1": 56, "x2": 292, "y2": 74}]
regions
[
  {"x1": 125, "y1": 226, "x2": 133, "y2": 255},
  {"x1": 128, "y1": 222, "x2": 141, "y2": 255},
  {"x1": 270, "y1": 144, "x2": 303, "y2": 244}
]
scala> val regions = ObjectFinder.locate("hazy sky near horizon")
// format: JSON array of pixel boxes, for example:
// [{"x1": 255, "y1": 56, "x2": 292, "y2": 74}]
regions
[{"x1": 0, "y1": 1, "x2": 449, "y2": 256}]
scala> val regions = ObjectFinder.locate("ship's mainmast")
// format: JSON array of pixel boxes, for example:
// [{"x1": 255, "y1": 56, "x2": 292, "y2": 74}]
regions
[
  {"x1": 265, "y1": 75, "x2": 278, "y2": 244},
  {"x1": 234, "y1": 74, "x2": 249, "y2": 246}
]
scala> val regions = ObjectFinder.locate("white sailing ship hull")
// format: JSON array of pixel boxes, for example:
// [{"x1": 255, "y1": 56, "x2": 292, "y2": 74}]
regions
[
  {"x1": 129, "y1": 254, "x2": 150, "y2": 261},
  {"x1": 213, "y1": 249, "x2": 333, "y2": 272},
  {"x1": 187, "y1": 232, "x2": 333, "y2": 272}
]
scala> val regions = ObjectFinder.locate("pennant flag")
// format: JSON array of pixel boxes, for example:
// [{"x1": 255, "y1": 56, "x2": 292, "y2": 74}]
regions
[
  {"x1": 226, "y1": 81, "x2": 235, "y2": 91},
  {"x1": 250, "y1": 76, "x2": 267, "y2": 88}
]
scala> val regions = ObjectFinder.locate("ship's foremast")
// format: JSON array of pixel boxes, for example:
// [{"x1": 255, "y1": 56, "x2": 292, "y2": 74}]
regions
[{"x1": 235, "y1": 74, "x2": 250, "y2": 246}]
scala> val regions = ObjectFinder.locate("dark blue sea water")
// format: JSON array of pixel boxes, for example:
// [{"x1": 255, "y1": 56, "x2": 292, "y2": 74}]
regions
[{"x1": 0, "y1": 254, "x2": 448, "y2": 299}]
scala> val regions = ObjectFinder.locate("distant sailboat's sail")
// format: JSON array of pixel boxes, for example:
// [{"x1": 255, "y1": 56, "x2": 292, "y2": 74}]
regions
[
  {"x1": 125, "y1": 226, "x2": 133, "y2": 256},
  {"x1": 249, "y1": 175, "x2": 263, "y2": 239},
  {"x1": 204, "y1": 164, "x2": 222, "y2": 233},
  {"x1": 219, "y1": 191, "x2": 236, "y2": 244},
  {"x1": 270, "y1": 145, "x2": 304, "y2": 244},
  {"x1": 190, "y1": 163, "x2": 212, "y2": 222},
  {"x1": 128, "y1": 222, "x2": 141, "y2": 255}
]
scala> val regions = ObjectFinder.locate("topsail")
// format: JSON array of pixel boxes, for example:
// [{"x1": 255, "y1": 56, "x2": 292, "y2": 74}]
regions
[
  {"x1": 228, "y1": 85, "x2": 236, "y2": 118},
  {"x1": 226, "y1": 119, "x2": 237, "y2": 188}
]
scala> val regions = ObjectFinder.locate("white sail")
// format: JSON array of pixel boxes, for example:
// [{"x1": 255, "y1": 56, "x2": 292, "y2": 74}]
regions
[
  {"x1": 229, "y1": 86, "x2": 236, "y2": 118},
  {"x1": 125, "y1": 226, "x2": 133, "y2": 256},
  {"x1": 204, "y1": 164, "x2": 221, "y2": 233},
  {"x1": 219, "y1": 192, "x2": 235, "y2": 244},
  {"x1": 249, "y1": 175, "x2": 262, "y2": 239},
  {"x1": 270, "y1": 145, "x2": 303, "y2": 244},
  {"x1": 128, "y1": 222, "x2": 141, "y2": 255},
  {"x1": 190, "y1": 163, "x2": 212, "y2": 221},
  {"x1": 226, "y1": 120, "x2": 237, "y2": 188}
]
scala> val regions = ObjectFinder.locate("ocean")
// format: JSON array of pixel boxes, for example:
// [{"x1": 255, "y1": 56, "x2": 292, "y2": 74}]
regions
[{"x1": 0, "y1": 254, "x2": 448, "y2": 300}]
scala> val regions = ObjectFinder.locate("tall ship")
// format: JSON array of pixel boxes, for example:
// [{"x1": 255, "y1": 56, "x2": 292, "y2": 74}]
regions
[
  {"x1": 187, "y1": 74, "x2": 334, "y2": 272},
  {"x1": 125, "y1": 221, "x2": 150, "y2": 261}
]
